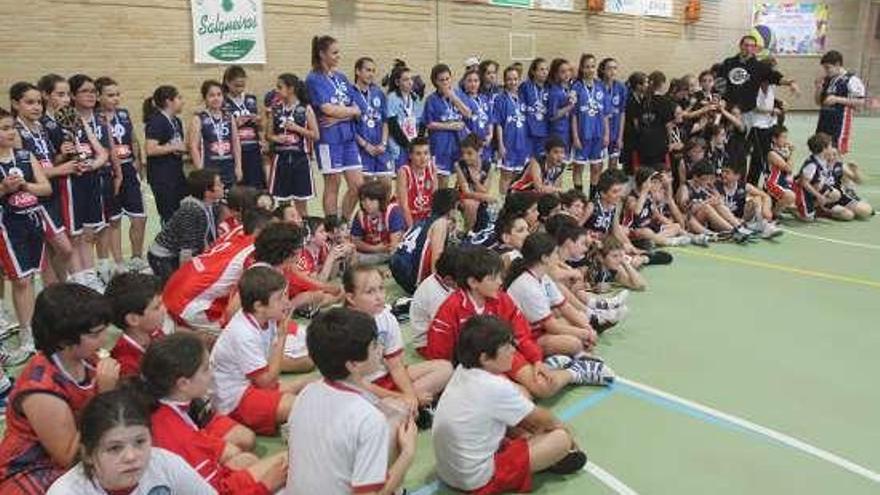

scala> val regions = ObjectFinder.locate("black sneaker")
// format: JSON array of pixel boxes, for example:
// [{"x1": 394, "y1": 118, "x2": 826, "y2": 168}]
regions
[
  {"x1": 645, "y1": 250, "x2": 673, "y2": 265},
  {"x1": 293, "y1": 306, "x2": 320, "y2": 319},
  {"x1": 548, "y1": 448, "x2": 588, "y2": 474},
  {"x1": 391, "y1": 297, "x2": 412, "y2": 322}
]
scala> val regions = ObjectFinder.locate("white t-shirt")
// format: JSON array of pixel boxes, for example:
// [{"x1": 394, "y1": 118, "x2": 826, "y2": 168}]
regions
[
  {"x1": 286, "y1": 380, "x2": 390, "y2": 495},
  {"x1": 48, "y1": 447, "x2": 216, "y2": 495},
  {"x1": 747, "y1": 85, "x2": 777, "y2": 129},
  {"x1": 506, "y1": 270, "x2": 566, "y2": 330},
  {"x1": 432, "y1": 366, "x2": 535, "y2": 491},
  {"x1": 409, "y1": 274, "x2": 453, "y2": 349},
  {"x1": 364, "y1": 307, "x2": 405, "y2": 383},
  {"x1": 210, "y1": 310, "x2": 277, "y2": 414}
]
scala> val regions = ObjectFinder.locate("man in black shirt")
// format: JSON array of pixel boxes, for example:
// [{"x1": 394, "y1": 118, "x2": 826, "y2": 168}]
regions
[{"x1": 717, "y1": 35, "x2": 799, "y2": 112}]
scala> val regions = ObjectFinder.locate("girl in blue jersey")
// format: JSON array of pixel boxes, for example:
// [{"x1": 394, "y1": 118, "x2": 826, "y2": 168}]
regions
[
  {"x1": 351, "y1": 57, "x2": 393, "y2": 188},
  {"x1": 96, "y1": 77, "x2": 148, "y2": 278},
  {"x1": 547, "y1": 58, "x2": 577, "y2": 164},
  {"x1": 223, "y1": 65, "x2": 266, "y2": 189},
  {"x1": 305, "y1": 35, "x2": 364, "y2": 222},
  {"x1": 0, "y1": 107, "x2": 54, "y2": 356},
  {"x1": 461, "y1": 69, "x2": 494, "y2": 166},
  {"x1": 143, "y1": 86, "x2": 187, "y2": 225},
  {"x1": 67, "y1": 74, "x2": 115, "y2": 293},
  {"x1": 10, "y1": 82, "x2": 74, "y2": 286},
  {"x1": 266, "y1": 73, "x2": 319, "y2": 218},
  {"x1": 424, "y1": 64, "x2": 472, "y2": 187},
  {"x1": 189, "y1": 80, "x2": 242, "y2": 190},
  {"x1": 495, "y1": 66, "x2": 530, "y2": 195},
  {"x1": 599, "y1": 58, "x2": 627, "y2": 171},
  {"x1": 572, "y1": 54, "x2": 609, "y2": 197},
  {"x1": 36, "y1": 74, "x2": 69, "y2": 155},
  {"x1": 386, "y1": 65, "x2": 424, "y2": 170},
  {"x1": 520, "y1": 58, "x2": 550, "y2": 160}
]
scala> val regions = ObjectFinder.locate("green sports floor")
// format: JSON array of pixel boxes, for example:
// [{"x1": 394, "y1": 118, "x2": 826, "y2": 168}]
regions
[{"x1": 7, "y1": 113, "x2": 880, "y2": 494}]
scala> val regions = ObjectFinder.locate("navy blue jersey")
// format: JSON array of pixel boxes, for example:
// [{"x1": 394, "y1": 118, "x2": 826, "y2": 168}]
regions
[
  {"x1": 198, "y1": 111, "x2": 234, "y2": 164},
  {"x1": 686, "y1": 180, "x2": 712, "y2": 204},
  {"x1": 717, "y1": 180, "x2": 747, "y2": 218},
  {"x1": 224, "y1": 93, "x2": 261, "y2": 150},
  {"x1": 459, "y1": 160, "x2": 490, "y2": 192},
  {"x1": 144, "y1": 111, "x2": 185, "y2": 183},
  {"x1": 625, "y1": 191, "x2": 653, "y2": 229},
  {"x1": 585, "y1": 199, "x2": 616, "y2": 236},
  {"x1": 271, "y1": 103, "x2": 309, "y2": 153},
  {"x1": 72, "y1": 113, "x2": 111, "y2": 163},
  {"x1": 15, "y1": 119, "x2": 55, "y2": 169},
  {"x1": 0, "y1": 149, "x2": 40, "y2": 214},
  {"x1": 816, "y1": 72, "x2": 865, "y2": 147},
  {"x1": 706, "y1": 145, "x2": 728, "y2": 176},
  {"x1": 101, "y1": 108, "x2": 135, "y2": 164},
  {"x1": 797, "y1": 155, "x2": 835, "y2": 194},
  {"x1": 38, "y1": 114, "x2": 65, "y2": 154}
]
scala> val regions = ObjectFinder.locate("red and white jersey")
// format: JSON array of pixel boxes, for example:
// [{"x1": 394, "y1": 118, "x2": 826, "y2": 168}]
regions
[
  {"x1": 364, "y1": 308, "x2": 405, "y2": 383},
  {"x1": 163, "y1": 233, "x2": 256, "y2": 329},
  {"x1": 215, "y1": 217, "x2": 242, "y2": 243},
  {"x1": 399, "y1": 163, "x2": 437, "y2": 223},
  {"x1": 295, "y1": 244, "x2": 329, "y2": 277}
]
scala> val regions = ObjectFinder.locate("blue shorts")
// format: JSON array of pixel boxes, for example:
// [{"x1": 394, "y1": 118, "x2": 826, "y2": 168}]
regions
[
  {"x1": 64, "y1": 170, "x2": 106, "y2": 234},
  {"x1": 116, "y1": 162, "x2": 145, "y2": 218},
  {"x1": 574, "y1": 137, "x2": 605, "y2": 164},
  {"x1": 100, "y1": 169, "x2": 122, "y2": 222},
  {"x1": 0, "y1": 209, "x2": 44, "y2": 280},
  {"x1": 432, "y1": 150, "x2": 459, "y2": 177},
  {"x1": 315, "y1": 141, "x2": 362, "y2": 175},
  {"x1": 240, "y1": 146, "x2": 266, "y2": 189},
  {"x1": 205, "y1": 158, "x2": 237, "y2": 190},
  {"x1": 39, "y1": 195, "x2": 65, "y2": 238},
  {"x1": 360, "y1": 149, "x2": 394, "y2": 177},
  {"x1": 270, "y1": 151, "x2": 314, "y2": 201}
]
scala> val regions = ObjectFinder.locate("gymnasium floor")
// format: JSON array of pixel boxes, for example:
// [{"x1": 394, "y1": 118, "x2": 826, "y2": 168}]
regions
[{"x1": 6, "y1": 113, "x2": 879, "y2": 494}]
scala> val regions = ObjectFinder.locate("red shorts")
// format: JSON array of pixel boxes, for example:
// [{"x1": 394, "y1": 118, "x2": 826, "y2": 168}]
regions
[
  {"x1": 504, "y1": 351, "x2": 529, "y2": 380},
  {"x1": 470, "y1": 437, "x2": 532, "y2": 495},
  {"x1": 218, "y1": 465, "x2": 271, "y2": 495},
  {"x1": 204, "y1": 414, "x2": 239, "y2": 441},
  {"x1": 373, "y1": 374, "x2": 401, "y2": 392},
  {"x1": 230, "y1": 385, "x2": 282, "y2": 436}
]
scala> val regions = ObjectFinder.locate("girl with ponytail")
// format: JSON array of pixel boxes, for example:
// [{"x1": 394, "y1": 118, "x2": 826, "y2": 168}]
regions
[
  {"x1": 143, "y1": 85, "x2": 187, "y2": 223},
  {"x1": 140, "y1": 333, "x2": 287, "y2": 494},
  {"x1": 504, "y1": 233, "x2": 612, "y2": 377}
]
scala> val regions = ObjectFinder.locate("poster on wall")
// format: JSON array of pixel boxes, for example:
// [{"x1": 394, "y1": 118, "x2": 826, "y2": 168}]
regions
[
  {"x1": 605, "y1": 0, "x2": 672, "y2": 17},
  {"x1": 752, "y1": 2, "x2": 829, "y2": 56},
  {"x1": 642, "y1": 0, "x2": 673, "y2": 17},
  {"x1": 536, "y1": 0, "x2": 574, "y2": 10},
  {"x1": 191, "y1": 0, "x2": 266, "y2": 64},
  {"x1": 491, "y1": 0, "x2": 532, "y2": 7}
]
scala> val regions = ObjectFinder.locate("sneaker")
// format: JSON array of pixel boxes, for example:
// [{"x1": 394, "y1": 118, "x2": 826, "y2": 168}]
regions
[
  {"x1": 0, "y1": 307, "x2": 17, "y2": 332},
  {"x1": 567, "y1": 358, "x2": 610, "y2": 386},
  {"x1": 544, "y1": 354, "x2": 573, "y2": 370},
  {"x1": 588, "y1": 289, "x2": 629, "y2": 310},
  {"x1": 668, "y1": 236, "x2": 691, "y2": 246},
  {"x1": 690, "y1": 233, "x2": 711, "y2": 247},
  {"x1": 126, "y1": 256, "x2": 152, "y2": 274},
  {"x1": 96, "y1": 261, "x2": 114, "y2": 285},
  {"x1": 590, "y1": 306, "x2": 628, "y2": 334},
  {"x1": 0, "y1": 344, "x2": 31, "y2": 367},
  {"x1": 548, "y1": 448, "x2": 588, "y2": 475},
  {"x1": 391, "y1": 297, "x2": 412, "y2": 322},
  {"x1": 77, "y1": 269, "x2": 106, "y2": 294},
  {"x1": 17, "y1": 328, "x2": 35, "y2": 356},
  {"x1": 761, "y1": 223, "x2": 784, "y2": 239},
  {"x1": 645, "y1": 250, "x2": 674, "y2": 265}
]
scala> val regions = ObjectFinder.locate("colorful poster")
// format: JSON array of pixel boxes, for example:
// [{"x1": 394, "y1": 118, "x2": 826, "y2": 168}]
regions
[
  {"x1": 752, "y1": 2, "x2": 828, "y2": 55},
  {"x1": 606, "y1": 0, "x2": 643, "y2": 16},
  {"x1": 536, "y1": 0, "x2": 573, "y2": 10},
  {"x1": 191, "y1": 0, "x2": 265, "y2": 64},
  {"x1": 491, "y1": 0, "x2": 532, "y2": 7}
]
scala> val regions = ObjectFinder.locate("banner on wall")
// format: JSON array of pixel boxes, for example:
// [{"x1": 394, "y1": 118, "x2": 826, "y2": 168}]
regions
[
  {"x1": 191, "y1": 0, "x2": 266, "y2": 64},
  {"x1": 536, "y1": 0, "x2": 574, "y2": 10},
  {"x1": 752, "y1": 2, "x2": 829, "y2": 56},
  {"x1": 605, "y1": 0, "x2": 672, "y2": 17}
]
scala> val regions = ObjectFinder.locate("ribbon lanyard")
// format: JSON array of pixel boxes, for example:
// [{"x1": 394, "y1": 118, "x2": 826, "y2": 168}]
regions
[
  {"x1": 201, "y1": 200, "x2": 216, "y2": 245},
  {"x1": 402, "y1": 94, "x2": 413, "y2": 117}
]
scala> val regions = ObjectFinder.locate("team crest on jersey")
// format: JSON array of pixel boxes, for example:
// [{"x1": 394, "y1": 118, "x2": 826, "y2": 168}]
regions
[
  {"x1": 728, "y1": 67, "x2": 750, "y2": 86},
  {"x1": 373, "y1": 97, "x2": 381, "y2": 107}
]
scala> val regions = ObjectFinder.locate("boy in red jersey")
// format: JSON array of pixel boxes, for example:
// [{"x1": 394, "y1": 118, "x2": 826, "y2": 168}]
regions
[{"x1": 396, "y1": 137, "x2": 437, "y2": 228}]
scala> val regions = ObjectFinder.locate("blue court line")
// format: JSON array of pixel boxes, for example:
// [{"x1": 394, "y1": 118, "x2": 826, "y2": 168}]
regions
[{"x1": 409, "y1": 388, "x2": 616, "y2": 495}]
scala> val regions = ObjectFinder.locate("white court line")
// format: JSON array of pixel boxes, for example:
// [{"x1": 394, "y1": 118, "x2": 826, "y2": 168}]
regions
[
  {"x1": 782, "y1": 229, "x2": 880, "y2": 251},
  {"x1": 618, "y1": 377, "x2": 880, "y2": 484},
  {"x1": 585, "y1": 461, "x2": 640, "y2": 495}
]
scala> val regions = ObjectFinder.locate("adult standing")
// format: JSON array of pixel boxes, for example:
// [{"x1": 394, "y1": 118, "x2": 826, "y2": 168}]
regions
[{"x1": 306, "y1": 35, "x2": 364, "y2": 222}]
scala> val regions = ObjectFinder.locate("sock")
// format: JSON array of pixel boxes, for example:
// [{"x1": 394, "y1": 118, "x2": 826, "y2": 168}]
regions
[
  {"x1": 0, "y1": 372, "x2": 11, "y2": 393},
  {"x1": 18, "y1": 327, "x2": 33, "y2": 350}
]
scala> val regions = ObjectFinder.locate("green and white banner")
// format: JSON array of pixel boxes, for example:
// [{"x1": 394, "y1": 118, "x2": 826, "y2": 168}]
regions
[{"x1": 191, "y1": 0, "x2": 265, "y2": 64}]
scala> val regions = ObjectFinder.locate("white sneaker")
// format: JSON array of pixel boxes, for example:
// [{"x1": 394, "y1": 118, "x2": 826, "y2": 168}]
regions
[
  {"x1": 761, "y1": 223, "x2": 784, "y2": 239},
  {"x1": 0, "y1": 307, "x2": 18, "y2": 333},
  {"x1": 126, "y1": 256, "x2": 151, "y2": 274},
  {"x1": 17, "y1": 328, "x2": 35, "y2": 355},
  {"x1": 78, "y1": 269, "x2": 106, "y2": 294},
  {"x1": 588, "y1": 290, "x2": 629, "y2": 310},
  {"x1": 568, "y1": 358, "x2": 612, "y2": 387},
  {"x1": 668, "y1": 236, "x2": 691, "y2": 246},
  {"x1": 96, "y1": 260, "x2": 113, "y2": 285},
  {"x1": 544, "y1": 355, "x2": 573, "y2": 370}
]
